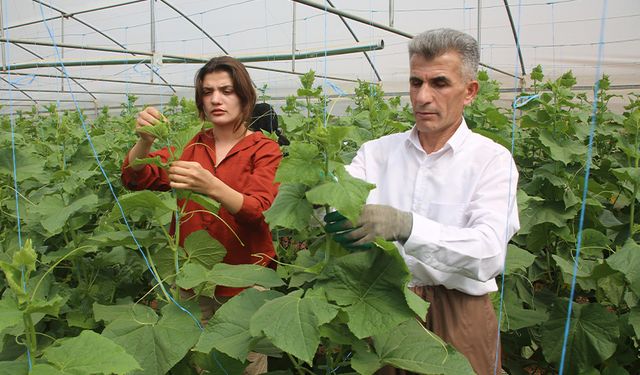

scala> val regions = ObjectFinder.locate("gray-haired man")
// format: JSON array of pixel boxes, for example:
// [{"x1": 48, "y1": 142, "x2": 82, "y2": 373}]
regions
[{"x1": 326, "y1": 28, "x2": 519, "y2": 374}]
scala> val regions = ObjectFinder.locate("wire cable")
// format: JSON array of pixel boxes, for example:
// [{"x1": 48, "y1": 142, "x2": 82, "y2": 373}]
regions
[{"x1": 558, "y1": 1, "x2": 608, "y2": 373}]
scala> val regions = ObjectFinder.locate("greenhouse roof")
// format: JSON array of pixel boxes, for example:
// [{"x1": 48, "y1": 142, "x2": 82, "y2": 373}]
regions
[{"x1": 1, "y1": 0, "x2": 639, "y2": 114}]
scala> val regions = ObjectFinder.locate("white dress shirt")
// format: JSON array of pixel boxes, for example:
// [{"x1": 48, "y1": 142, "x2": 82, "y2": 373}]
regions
[{"x1": 346, "y1": 119, "x2": 519, "y2": 295}]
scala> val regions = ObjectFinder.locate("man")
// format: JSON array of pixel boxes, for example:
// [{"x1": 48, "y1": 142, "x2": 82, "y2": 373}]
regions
[{"x1": 325, "y1": 28, "x2": 519, "y2": 375}]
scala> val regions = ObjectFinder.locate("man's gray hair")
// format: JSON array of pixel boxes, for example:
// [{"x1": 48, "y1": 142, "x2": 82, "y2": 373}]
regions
[{"x1": 408, "y1": 28, "x2": 479, "y2": 81}]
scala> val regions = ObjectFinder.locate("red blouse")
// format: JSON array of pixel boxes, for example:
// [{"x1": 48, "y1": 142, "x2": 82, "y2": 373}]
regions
[{"x1": 122, "y1": 131, "x2": 282, "y2": 296}]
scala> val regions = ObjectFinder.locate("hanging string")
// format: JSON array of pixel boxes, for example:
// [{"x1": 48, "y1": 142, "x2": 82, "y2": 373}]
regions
[
  {"x1": 494, "y1": 0, "x2": 523, "y2": 373},
  {"x1": 558, "y1": 1, "x2": 608, "y2": 373},
  {"x1": 35, "y1": 0, "x2": 203, "y2": 331},
  {"x1": 3, "y1": 0, "x2": 32, "y2": 369},
  {"x1": 322, "y1": 0, "x2": 328, "y2": 127}
]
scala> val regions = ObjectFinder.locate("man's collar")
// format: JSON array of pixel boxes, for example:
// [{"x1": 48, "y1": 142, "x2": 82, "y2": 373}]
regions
[{"x1": 406, "y1": 118, "x2": 471, "y2": 154}]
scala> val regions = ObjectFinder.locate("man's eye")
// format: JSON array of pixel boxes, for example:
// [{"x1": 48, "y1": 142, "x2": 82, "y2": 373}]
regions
[{"x1": 410, "y1": 79, "x2": 421, "y2": 87}]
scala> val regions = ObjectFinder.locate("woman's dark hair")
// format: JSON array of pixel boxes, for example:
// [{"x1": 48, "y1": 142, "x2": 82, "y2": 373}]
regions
[{"x1": 194, "y1": 56, "x2": 256, "y2": 131}]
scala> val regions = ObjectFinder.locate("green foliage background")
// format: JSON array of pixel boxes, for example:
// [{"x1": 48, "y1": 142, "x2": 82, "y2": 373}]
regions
[{"x1": 0, "y1": 67, "x2": 639, "y2": 374}]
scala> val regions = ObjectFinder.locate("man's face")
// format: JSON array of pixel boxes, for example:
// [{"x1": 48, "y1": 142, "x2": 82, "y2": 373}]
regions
[
  {"x1": 201, "y1": 71, "x2": 243, "y2": 128},
  {"x1": 409, "y1": 51, "x2": 478, "y2": 148}
]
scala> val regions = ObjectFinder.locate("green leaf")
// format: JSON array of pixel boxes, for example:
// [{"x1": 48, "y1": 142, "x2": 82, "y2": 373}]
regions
[
  {"x1": 115, "y1": 190, "x2": 176, "y2": 220},
  {"x1": 0, "y1": 298, "x2": 22, "y2": 332},
  {"x1": 0, "y1": 239, "x2": 37, "y2": 298},
  {"x1": 504, "y1": 244, "x2": 536, "y2": 275},
  {"x1": 628, "y1": 306, "x2": 640, "y2": 338},
  {"x1": 96, "y1": 303, "x2": 201, "y2": 375},
  {"x1": 538, "y1": 130, "x2": 586, "y2": 165},
  {"x1": 318, "y1": 247, "x2": 415, "y2": 338},
  {"x1": 175, "y1": 262, "x2": 209, "y2": 290},
  {"x1": 138, "y1": 121, "x2": 169, "y2": 142},
  {"x1": 250, "y1": 290, "x2": 339, "y2": 363},
  {"x1": 264, "y1": 183, "x2": 314, "y2": 231},
  {"x1": 131, "y1": 155, "x2": 168, "y2": 169},
  {"x1": 580, "y1": 228, "x2": 611, "y2": 257},
  {"x1": 208, "y1": 263, "x2": 286, "y2": 289},
  {"x1": 195, "y1": 288, "x2": 283, "y2": 360},
  {"x1": 0, "y1": 361, "x2": 28, "y2": 375},
  {"x1": 171, "y1": 125, "x2": 203, "y2": 159},
  {"x1": 181, "y1": 192, "x2": 221, "y2": 214},
  {"x1": 275, "y1": 143, "x2": 324, "y2": 186},
  {"x1": 552, "y1": 254, "x2": 591, "y2": 278},
  {"x1": 607, "y1": 240, "x2": 640, "y2": 294},
  {"x1": 183, "y1": 230, "x2": 226, "y2": 269},
  {"x1": 26, "y1": 194, "x2": 99, "y2": 236},
  {"x1": 502, "y1": 300, "x2": 549, "y2": 331},
  {"x1": 305, "y1": 165, "x2": 375, "y2": 224},
  {"x1": 372, "y1": 320, "x2": 474, "y2": 374},
  {"x1": 542, "y1": 300, "x2": 619, "y2": 374},
  {"x1": 42, "y1": 330, "x2": 141, "y2": 375}
]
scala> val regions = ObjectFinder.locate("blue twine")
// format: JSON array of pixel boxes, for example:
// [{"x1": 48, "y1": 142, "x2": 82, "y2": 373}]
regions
[
  {"x1": 36, "y1": 0, "x2": 203, "y2": 331},
  {"x1": 513, "y1": 94, "x2": 540, "y2": 109},
  {"x1": 6, "y1": 74, "x2": 36, "y2": 86},
  {"x1": 326, "y1": 80, "x2": 346, "y2": 97},
  {"x1": 3, "y1": 0, "x2": 31, "y2": 369},
  {"x1": 494, "y1": 1, "x2": 523, "y2": 374},
  {"x1": 558, "y1": 1, "x2": 608, "y2": 374}
]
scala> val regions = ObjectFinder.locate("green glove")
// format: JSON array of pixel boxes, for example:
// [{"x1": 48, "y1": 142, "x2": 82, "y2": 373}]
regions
[{"x1": 324, "y1": 205, "x2": 413, "y2": 250}]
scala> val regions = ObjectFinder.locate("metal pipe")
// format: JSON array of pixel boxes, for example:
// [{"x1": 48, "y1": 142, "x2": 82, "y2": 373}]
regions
[
  {"x1": 477, "y1": 0, "x2": 482, "y2": 47},
  {"x1": 0, "y1": 2, "x2": 6, "y2": 71},
  {"x1": 502, "y1": 0, "x2": 526, "y2": 76},
  {"x1": 0, "y1": 76, "x2": 38, "y2": 104},
  {"x1": 292, "y1": 0, "x2": 413, "y2": 38},
  {"x1": 8, "y1": 0, "x2": 146, "y2": 30},
  {"x1": 3, "y1": 71, "x2": 192, "y2": 88},
  {"x1": 150, "y1": 0, "x2": 156, "y2": 83},
  {"x1": 0, "y1": 40, "x2": 384, "y2": 70},
  {"x1": 0, "y1": 88, "x2": 177, "y2": 96},
  {"x1": 389, "y1": 0, "x2": 394, "y2": 27},
  {"x1": 292, "y1": 2, "x2": 296, "y2": 72},
  {"x1": 326, "y1": 0, "x2": 381, "y2": 81},
  {"x1": 61, "y1": 16, "x2": 64, "y2": 92},
  {"x1": 160, "y1": 0, "x2": 228, "y2": 54}
]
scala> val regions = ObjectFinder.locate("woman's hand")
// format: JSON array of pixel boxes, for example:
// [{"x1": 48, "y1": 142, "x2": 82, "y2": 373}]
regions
[
  {"x1": 135, "y1": 106, "x2": 165, "y2": 144},
  {"x1": 168, "y1": 160, "x2": 218, "y2": 196},
  {"x1": 169, "y1": 160, "x2": 245, "y2": 214}
]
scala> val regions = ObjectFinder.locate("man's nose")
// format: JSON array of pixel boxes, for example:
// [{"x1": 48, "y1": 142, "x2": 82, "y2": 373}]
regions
[{"x1": 416, "y1": 85, "x2": 434, "y2": 104}]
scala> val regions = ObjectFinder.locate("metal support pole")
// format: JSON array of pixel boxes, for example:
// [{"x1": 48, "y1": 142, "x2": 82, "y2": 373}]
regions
[
  {"x1": 61, "y1": 16, "x2": 64, "y2": 92},
  {"x1": 389, "y1": 0, "x2": 394, "y2": 27},
  {"x1": 0, "y1": 2, "x2": 6, "y2": 71},
  {"x1": 150, "y1": 0, "x2": 156, "y2": 83},
  {"x1": 477, "y1": 0, "x2": 482, "y2": 47},
  {"x1": 292, "y1": 2, "x2": 296, "y2": 72}
]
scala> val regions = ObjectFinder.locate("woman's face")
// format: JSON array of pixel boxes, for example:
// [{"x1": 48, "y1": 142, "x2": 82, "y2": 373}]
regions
[{"x1": 201, "y1": 71, "x2": 243, "y2": 128}]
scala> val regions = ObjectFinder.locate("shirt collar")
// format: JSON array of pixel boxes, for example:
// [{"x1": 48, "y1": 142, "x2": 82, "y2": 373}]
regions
[{"x1": 405, "y1": 117, "x2": 471, "y2": 155}]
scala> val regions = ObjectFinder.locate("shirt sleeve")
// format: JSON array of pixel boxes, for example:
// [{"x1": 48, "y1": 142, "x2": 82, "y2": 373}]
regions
[
  {"x1": 121, "y1": 147, "x2": 172, "y2": 191},
  {"x1": 345, "y1": 143, "x2": 367, "y2": 180},
  {"x1": 402, "y1": 152, "x2": 520, "y2": 282},
  {"x1": 234, "y1": 140, "x2": 283, "y2": 223}
]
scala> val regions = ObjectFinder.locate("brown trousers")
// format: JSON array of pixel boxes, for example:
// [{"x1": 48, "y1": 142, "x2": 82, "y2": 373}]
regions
[
  {"x1": 180, "y1": 289, "x2": 268, "y2": 375},
  {"x1": 378, "y1": 285, "x2": 501, "y2": 375}
]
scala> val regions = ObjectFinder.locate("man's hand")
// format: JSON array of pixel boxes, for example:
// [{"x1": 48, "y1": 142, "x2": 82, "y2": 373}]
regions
[{"x1": 324, "y1": 204, "x2": 413, "y2": 249}]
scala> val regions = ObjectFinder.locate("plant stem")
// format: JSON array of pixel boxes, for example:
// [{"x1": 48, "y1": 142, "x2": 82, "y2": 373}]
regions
[{"x1": 23, "y1": 313, "x2": 37, "y2": 355}]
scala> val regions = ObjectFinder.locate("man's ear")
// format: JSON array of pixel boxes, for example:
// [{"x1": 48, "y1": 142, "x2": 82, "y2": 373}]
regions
[{"x1": 463, "y1": 80, "x2": 480, "y2": 106}]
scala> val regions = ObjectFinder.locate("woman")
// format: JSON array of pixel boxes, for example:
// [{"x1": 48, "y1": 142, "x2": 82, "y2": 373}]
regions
[{"x1": 121, "y1": 56, "x2": 282, "y2": 301}]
